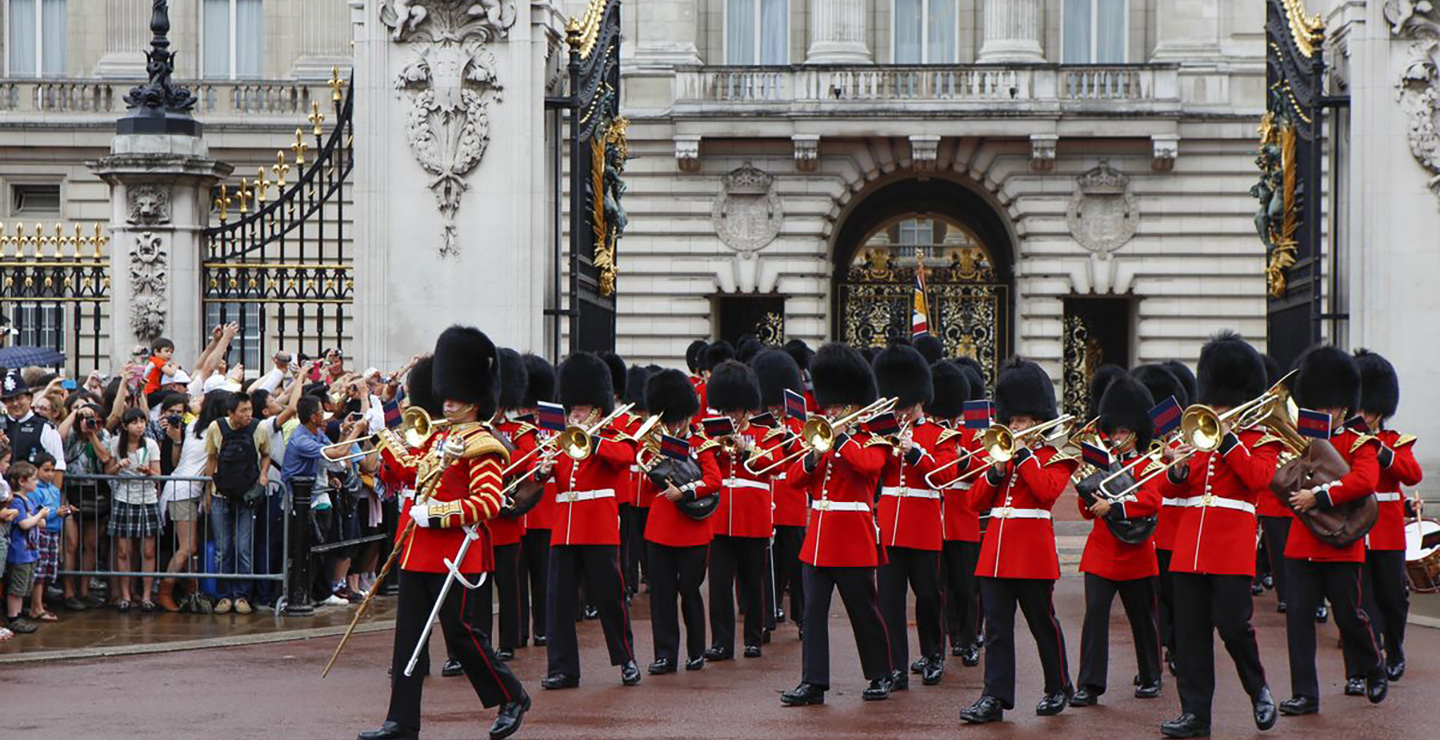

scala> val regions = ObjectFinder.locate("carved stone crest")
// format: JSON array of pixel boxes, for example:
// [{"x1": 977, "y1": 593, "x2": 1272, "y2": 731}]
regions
[
  {"x1": 1066, "y1": 162, "x2": 1139, "y2": 254},
  {"x1": 1386, "y1": 1, "x2": 1440, "y2": 205},
  {"x1": 129, "y1": 231, "x2": 168, "y2": 339},
  {"x1": 711, "y1": 162, "x2": 783, "y2": 253},
  {"x1": 380, "y1": 1, "x2": 516, "y2": 257},
  {"x1": 127, "y1": 184, "x2": 171, "y2": 226}
]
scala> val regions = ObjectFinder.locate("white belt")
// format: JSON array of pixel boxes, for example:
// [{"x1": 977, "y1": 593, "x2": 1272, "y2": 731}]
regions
[
  {"x1": 560, "y1": 488, "x2": 616, "y2": 503},
  {"x1": 1172, "y1": 495, "x2": 1256, "y2": 514},
  {"x1": 628, "y1": 465, "x2": 640, "y2": 473},
  {"x1": 1161, "y1": 497, "x2": 1186, "y2": 507},
  {"x1": 811, "y1": 500, "x2": 870, "y2": 512},
  {"x1": 727, "y1": 479, "x2": 770, "y2": 491},
  {"x1": 1376, "y1": 492, "x2": 1402, "y2": 503},
  {"x1": 773, "y1": 473, "x2": 787, "y2": 481},
  {"x1": 881, "y1": 486, "x2": 941, "y2": 500},
  {"x1": 989, "y1": 507, "x2": 1051, "y2": 520}
]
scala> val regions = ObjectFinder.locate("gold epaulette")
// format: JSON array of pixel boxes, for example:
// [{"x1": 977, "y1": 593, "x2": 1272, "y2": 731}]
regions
[
  {"x1": 512, "y1": 421, "x2": 538, "y2": 439},
  {"x1": 761, "y1": 426, "x2": 787, "y2": 442},
  {"x1": 454, "y1": 424, "x2": 512, "y2": 463},
  {"x1": 1351, "y1": 433, "x2": 1380, "y2": 454},
  {"x1": 936, "y1": 428, "x2": 963, "y2": 444},
  {"x1": 865, "y1": 436, "x2": 893, "y2": 448},
  {"x1": 695, "y1": 439, "x2": 721, "y2": 454},
  {"x1": 1395, "y1": 434, "x2": 1418, "y2": 448},
  {"x1": 1254, "y1": 434, "x2": 1287, "y2": 448}
]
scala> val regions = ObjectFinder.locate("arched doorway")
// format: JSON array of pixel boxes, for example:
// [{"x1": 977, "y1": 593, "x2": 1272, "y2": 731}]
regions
[{"x1": 832, "y1": 178, "x2": 1015, "y2": 388}]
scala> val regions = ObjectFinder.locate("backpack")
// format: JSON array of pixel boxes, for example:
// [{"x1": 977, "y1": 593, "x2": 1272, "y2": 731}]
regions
[{"x1": 214, "y1": 420, "x2": 261, "y2": 498}]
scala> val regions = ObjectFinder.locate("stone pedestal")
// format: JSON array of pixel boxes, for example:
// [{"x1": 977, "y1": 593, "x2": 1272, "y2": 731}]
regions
[
  {"x1": 806, "y1": 0, "x2": 871, "y2": 64},
  {"x1": 977, "y1": 0, "x2": 1045, "y2": 63},
  {"x1": 90, "y1": 135, "x2": 232, "y2": 370}
]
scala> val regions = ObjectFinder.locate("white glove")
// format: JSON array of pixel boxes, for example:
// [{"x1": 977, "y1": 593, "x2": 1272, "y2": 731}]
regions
[{"x1": 408, "y1": 503, "x2": 432, "y2": 528}]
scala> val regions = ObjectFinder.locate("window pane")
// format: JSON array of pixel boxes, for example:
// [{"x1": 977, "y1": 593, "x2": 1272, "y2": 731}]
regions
[
  {"x1": 8, "y1": 0, "x2": 37, "y2": 77},
  {"x1": 203, "y1": 0, "x2": 231, "y2": 78},
  {"x1": 1062, "y1": 0, "x2": 1092, "y2": 63},
  {"x1": 894, "y1": 0, "x2": 922, "y2": 64},
  {"x1": 235, "y1": 0, "x2": 263, "y2": 79},
  {"x1": 40, "y1": 0, "x2": 63, "y2": 75},
  {"x1": 1096, "y1": 0, "x2": 1125, "y2": 63},
  {"x1": 927, "y1": 0, "x2": 958, "y2": 63},
  {"x1": 759, "y1": 0, "x2": 787, "y2": 65},
  {"x1": 726, "y1": 0, "x2": 756, "y2": 64}
]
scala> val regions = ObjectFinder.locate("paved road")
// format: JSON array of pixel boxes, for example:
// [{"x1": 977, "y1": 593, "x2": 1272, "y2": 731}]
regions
[{"x1": 10, "y1": 578, "x2": 1438, "y2": 740}]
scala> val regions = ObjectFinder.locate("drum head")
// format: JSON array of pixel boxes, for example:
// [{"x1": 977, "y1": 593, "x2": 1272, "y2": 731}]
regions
[{"x1": 1405, "y1": 519, "x2": 1440, "y2": 560}]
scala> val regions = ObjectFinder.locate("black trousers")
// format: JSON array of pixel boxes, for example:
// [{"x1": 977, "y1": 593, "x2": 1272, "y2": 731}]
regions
[
  {"x1": 633, "y1": 507, "x2": 650, "y2": 586},
  {"x1": 1356, "y1": 549, "x2": 1408, "y2": 672},
  {"x1": 648, "y1": 542, "x2": 709, "y2": 662},
  {"x1": 879, "y1": 546, "x2": 944, "y2": 667},
  {"x1": 518, "y1": 528, "x2": 550, "y2": 643},
  {"x1": 1259, "y1": 516, "x2": 1292, "y2": 603},
  {"x1": 1078, "y1": 573, "x2": 1161, "y2": 693},
  {"x1": 709, "y1": 534, "x2": 768, "y2": 652},
  {"x1": 942, "y1": 540, "x2": 980, "y2": 649},
  {"x1": 1155, "y1": 548, "x2": 1176, "y2": 655},
  {"x1": 492, "y1": 542, "x2": 521, "y2": 651},
  {"x1": 447, "y1": 564, "x2": 493, "y2": 663},
  {"x1": 619, "y1": 504, "x2": 638, "y2": 595},
  {"x1": 978, "y1": 577, "x2": 1071, "y2": 708},
  {"x1": 385, "y1": 570, "x2": 524, "y2": 731},
  {"x1": 545, "y1": 544, "x2": 635, "y2": 678},
  {"x1": 773, "y1": 525, "x2": 806, "y2": 623},
  {"x1": 800, "y1": 564, "x2": 892, "y2": 688},
  {"x1": 1284, "y1": 558, "x2": 1381, "y2": 700},
  {"x1": 1171, "y1": 572, "x2": 1267, "y2": 722}
]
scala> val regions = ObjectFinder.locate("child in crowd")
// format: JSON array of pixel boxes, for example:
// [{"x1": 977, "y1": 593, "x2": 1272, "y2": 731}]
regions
[
  {"x1": 142, "y1": 337, "x2": 176, "y2": 399},
  {"x1": 0, "y1": 445, "x2": 14, "y2": 641},
  {"x1": 28, "y1": 453, "x2": 71, "y2": 623},
  {"x1": 6, "y1": 462, "x2": 50, "y2": 636}
]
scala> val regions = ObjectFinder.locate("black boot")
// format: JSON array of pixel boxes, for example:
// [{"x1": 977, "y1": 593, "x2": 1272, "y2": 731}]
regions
[
  {"x1": 1314, "y1": 604, "x2": 1329, "y2": 623},
  {"x1": 862, "y1": 676, "x2": 892, "y2": 701},
  {"x1": 704, "y1": 646, "x2": 734, "y2": 661},
  {"x1": 1035, "y1": 687, "x2": 1073, "y2": 716},
  {"x1": 780, "y1": 682, "x2": 826, "y2": 706},
  {"x1": 1367, "y1": 668, "x2": 1389, "y2": 704},
  {"x1": 533, "y1": 635, "x2": 547, "y2": 647},
  {"x1": 621, "y1": 660, "x2": 642, "y2": 686},
  {"x1": 744, "y1": 644, "x2": 762, "y2": 658},
  {"x1": 1160, "y1": 714, "x2": 1210, "y2": 738},
  {"x1": 1253, "y1": 686, "x2": 1277, "y2": 730},
  {"x1": 911, "y1": 657, "x2": 927, "y2": 674},
  {"x1": 959, "y1": 645, "x2": 980, "y2": 667},
  {"x1": 1387, "y1": 659, "x2": 1406, "y2": 682},
  {"x1": 921, "y1": 656, "x2": 944, "y2": 686},
  {"x1": 540, "y1": 673, "x2": 579, "y2": 690},
  {"x1": 441, "y1": 658, "x2": 464, "y2": 677},
  {"x1": 495, "y1": 648, "x2": 515, "y2": 662},
  {"x1": 888, "y1": 668, "x2": 909, "y2": 691},
  {"x1": 1070, "y1": 686, "x2": 1099, "y2": 707},
  {"x1": 1278, "y1": 695, "x2": 1319, "y2": 716},
  {"x1": 960, "y1": 696, "x2": 1004, "y2": 724},
  {"x1": 685, "y1": 656, "x2": 705, "y2": 671},
  {"x1": 1344, "y1": 677, "x2": 1366, "y2": 696},
  {"x1": 357, "y1": 722, "x2": 418, "y2": 740},
  {"x1": 1135, "y1": 678, "x2": 1162, "y2": 699},
  {"x1": 649, "y1": 657, "x2": 676, "y2": 675},
  {"x1": 489, "y1": 692, "x2": 530, "y2": 740}
]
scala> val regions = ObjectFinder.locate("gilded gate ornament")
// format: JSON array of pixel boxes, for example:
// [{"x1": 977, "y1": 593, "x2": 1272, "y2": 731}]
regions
[{"x1": 1251, "y1": 110, "x2": 1300, "y2": 298}]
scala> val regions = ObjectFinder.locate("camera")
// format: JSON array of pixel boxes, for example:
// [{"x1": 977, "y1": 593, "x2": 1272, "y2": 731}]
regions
[
  {"x1": 81, "y1": 417, "x2": 99, "y2": 432},
  {"x1": 167, "y1": 414, "x2": 184, "y2": 428}
]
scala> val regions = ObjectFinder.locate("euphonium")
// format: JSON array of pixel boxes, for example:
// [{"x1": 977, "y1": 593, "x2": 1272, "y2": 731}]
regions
[{"x1": 553, "y1": 403, "x2": 636, "y2": 461}]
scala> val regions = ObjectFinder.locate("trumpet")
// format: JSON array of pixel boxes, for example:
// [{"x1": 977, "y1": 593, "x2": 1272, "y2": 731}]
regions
[
  {"x1": 743, "y1": 397, "x2": 897, "y2": 477},
  {"x1": 940, "y1": 414, "x2": 1078, "y2": 487},
  {"x1": 1180, "y1": 370, "x2": 1299, "y2": 453},
  {"x1": 553, "y1": 403, "x2": 636, "y2": 461},
  {"x1": 323, "y1": 407, "x2": 449, "y2": 462},
  {"x1": 631, "y1": 415, "x2": 667, "y2": 471}
]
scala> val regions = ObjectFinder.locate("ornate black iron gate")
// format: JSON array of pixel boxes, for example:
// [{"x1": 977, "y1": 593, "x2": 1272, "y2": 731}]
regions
[
  {"x1": 201, "y1": 70, "x2": 354, "y2": 367},
  {"x1": 0, "y1": 223, "x2": 109, "y2": 374}
]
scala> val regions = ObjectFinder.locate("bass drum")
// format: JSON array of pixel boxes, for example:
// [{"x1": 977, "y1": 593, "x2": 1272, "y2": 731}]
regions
[{"x1": 1404, "y1": 518, "x2": 1440, "y2": 594}]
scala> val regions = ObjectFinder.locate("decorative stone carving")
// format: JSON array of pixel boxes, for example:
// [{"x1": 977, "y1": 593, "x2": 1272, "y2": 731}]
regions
[
  {"x1": 792, "y1": 135, "x2": 820, "y2": 172},
  {"x1": 1151, "y1": 135, "x2": 1179, "y2": 172},
  {"x1": 381, "y1": 0, "x2": 516, "y2": 257},
  {"x1": 675, "y1": 135, "x2": 701, "y2": 172},
  {"x1": 129, "y1": 231, "x2": 168, "y2": 339},
  {"x1": 910, "y1": 135, "x2": 941, "y2": 171},
  {"x1": 712, "y1": 162, "x2": 783, "y2": 253},
  {"x1": 1066, "y1": 161, "x2": 1139, "y2": 255},
  {"x1": 1385, "y1": 1, "x2": 1440, "y2": 205},
  {"x1": 1030, "y1": 134, "x2": 1057, "y2": 172},
  {"x1": 126, "y1": 184, "x2": 171, "y2": 226}
]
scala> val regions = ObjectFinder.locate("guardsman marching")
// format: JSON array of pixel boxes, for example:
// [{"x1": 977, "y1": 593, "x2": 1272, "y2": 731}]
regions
[
  {"x1": 871, "y1": 345, "x2": 948, "y2": 689},
  {"x1": 1278, "y1": 346, "x2": 1387, "y2": 717},
  {"x1": 947, "y1": 358, "x2": 990, "y2": 661},
  {"x1": 358, "y1": 326, "x2": 529, "y2": 740},
  {"x1": 1157, "y1": 332, "x2": 1277, "y2": 739},
  {"x1": 624, "y1": 365, "x2": 654, "y2": 597},
  {"x1": 750, "y1": 349, "x2": 809, "y2": 637},
  {"x1": 959, "y1": 358, "x2": 1078, "y2": 725},
  {"x1": 516, "y1": 354, "x2": 557, "y2": 650},
  {"x1": 780, "y1": 344, "x2": 894, "y2": 707},
  {"x1": 1072, "y1": 373, "x2": 1164, "y2": 707},
  {"x1": 1132, "y1": 362, "x2": 1189, "y2": 676},
  {"x1": 485, "y1": 348, "x2": 533, "y2": 663},
  {"x1": 598, "y1": 352, "x2": 638, "y2": 607},
  {"x1": 925, "y1": 361, "x2": 983, "y2": 668}
]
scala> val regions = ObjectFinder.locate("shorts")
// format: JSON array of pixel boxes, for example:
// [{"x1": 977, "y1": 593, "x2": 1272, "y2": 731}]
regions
[
  {"x1": 168, "y1": 498, "x2": 201, "y2": 523},
  {"x1": 108, "y1": 501, "x2": 162, "y2": 539},
  {"x1": 33, "y1": 530, "x2": 61, "y2": 582},
  {"x1": 7, "y1": 560, "x2": 36, "y2": 597}
]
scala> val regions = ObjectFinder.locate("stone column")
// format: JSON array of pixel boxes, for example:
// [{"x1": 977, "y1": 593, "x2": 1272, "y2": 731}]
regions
[
  {"x1": 291, "y1": 0, "x2": 356, "y2": 79},
  {"x1": 93, "y1": 0, "x2": 151, "y2": 78},
  {"x1": 976, "y1": 0, "x2": 1045, "y2": 64},
  {"x1": 806, "y1": 0, "x2": 871, "y2": 64},
  {"x1": 629, "y1": 0, "x2": 701, "y2": 67},
  {"x1": 1150, "y1": 0, "x2": 1222, "y2": 61}
]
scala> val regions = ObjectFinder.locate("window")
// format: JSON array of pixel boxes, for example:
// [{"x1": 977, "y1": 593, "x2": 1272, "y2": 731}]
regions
[
  {"x1": 1063, "y1": 0, "x2": 1125, "y2": 63},
  {"x1": 5, "y1": 0, "x2": 66, "y2": 77},
  {"x1": 894, "y1": 0, "x2": 958, "y2": 64},
  {"x1": 202, "y1": 0, "x2": 263, "y2": 80},
  {"x1": 725, "y1": 0, "x2": 787, "y2": 65},
  {"x1": 10, "y1": 303, "x2": 64, "y2": 351},
  {"x1": 896, "y1": 218, "x2": 935, "y2": 259},
  {"x1": 205, "y1": 303, "x2": 263, "y2": 371},
  {"x1": 11, "y1": 183, "x2": 61, "y2": 214}
]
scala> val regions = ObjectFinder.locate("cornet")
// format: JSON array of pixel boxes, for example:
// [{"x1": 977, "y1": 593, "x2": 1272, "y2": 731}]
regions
[
  {"x1": 941, "y1": 414, "x2": 1078, "y2": 487},
  {"x1": 552, "y1": 403, "x2": 636, "y2": 461},
  {"x1": 743, "y1": 397, "x2": 897, "y2": 476},
  {"x1": 323, "y1": 406, "x2": 449, "y2": 462}
]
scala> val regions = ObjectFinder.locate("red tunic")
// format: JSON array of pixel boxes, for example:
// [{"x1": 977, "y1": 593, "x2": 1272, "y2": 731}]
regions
[
  {"x1": 616, "y1": 412, "x2": 646, "y2": 507},
  {"x1": 487, "y1": 420, "x2": 534, "y2": 547},
  {"x1": 787, "y1": 431, "x2": 889, "y2": 568},
  {"x1": 710, "y1": 425, "x2": 775, "y2": 539},
  {"x1": 1153, "y1": 437, "x2": 1189, "y2": 551},
  {"x1": 969, "y1": 445, "x2": 1078, "y2": 580},
  {"x1": 876, "y1": 418, "x2": 948, "y2": 551},
  {"x1": 1283, "y1": 428, "x2": 1380, "y2": 563},
  {"x1": 548, "y1": 424, "x2": 636, "y2": 547},
  {"x1": 755, "y1": 417, "x2": 808, "y2": 528},
  {"x1": 643, "y1": 439, "x2": 722, "y2": 548},
  {"x1": 935, "y1": 426, "x2": 983, "y2": 543},
  {"x1": 691, "y1": 377, "x2": 709, "y2": 428},
  {"x1": 1367, "y1": 430, "x2": 1423, "y2": 551},
  {"x1": 1164, "y1": 429, "x2": 1280, "y2": 577},
  {"x1": 1078, "y1": 453, "x2": 1161, "y2": 581},
  {"x1": 395, "y1": 424, "x2": 507, "y2": 573}
]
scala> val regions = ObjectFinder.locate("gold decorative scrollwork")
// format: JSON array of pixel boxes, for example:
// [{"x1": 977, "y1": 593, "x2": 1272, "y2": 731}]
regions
[
  {"x1": 566, "y1": 0, "x2": 613, "y2": 58},
  {"x1": 590, "y1": 117, "x2": 629, "y2": 298},
  {"x1": 1282, "y1": 0, "x2": 1325, "y2": 58},
  {"x1": 1061, "y1": 312, "x2": 1093, "y2": 419},
  {"x1": 754, "y1": 312, "x2": 785, "y2": 346},
  {"x1": 1253, "y1": 111, "x2": 1300, "y2": 298}
]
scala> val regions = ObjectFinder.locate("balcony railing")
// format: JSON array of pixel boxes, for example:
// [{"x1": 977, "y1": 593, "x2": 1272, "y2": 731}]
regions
[{"x1": 0, "y1": 78, "x2": 333, "y2": 118}]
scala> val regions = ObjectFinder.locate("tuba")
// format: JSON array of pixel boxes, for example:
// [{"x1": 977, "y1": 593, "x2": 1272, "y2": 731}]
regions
[{"x1": 1262, "y1": 388, "x2": 1377, "y2": 546}]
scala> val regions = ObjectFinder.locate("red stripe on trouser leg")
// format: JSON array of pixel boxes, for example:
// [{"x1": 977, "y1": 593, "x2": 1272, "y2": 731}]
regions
[{"x1": 461, "y1": 585, "x2": 513, "y2": 703}]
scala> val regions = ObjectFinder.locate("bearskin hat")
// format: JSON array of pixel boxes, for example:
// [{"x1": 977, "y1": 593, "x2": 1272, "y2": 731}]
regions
[
  {"x1": 496, "y1": 348, "x2": 528, "y2": 411},
  {"x1": 707, "y1": 360, "x2": 762, "y2": 412},
  {"x1": 559, "y1": 352, "x2": 614, "y2": 414},
  {"x1": 751, "y1": 349, "x2": 803, "y2": 408},
  {"x1": 1355, "y1": 349, "x2": 1399, "y2": 420},
  {"x1": 520, "y1": 354, "x2": 556, "y2": 408},
  {"x1": 598, "y1": 351, "x2": 627, "y2": 399},
  {"x1": 1099, "y1": 373, "x2": 1157, "y2": 451},
  {"x1": 645, "y1": 369, "x2": 700, "y2": 424},
  {"x1": 925, "y1": 360, "x2": 970, "y2": 420},
  {"x1": 703, "y1": 341, "x2": 735, "y2": 371},
  {"x1": 1262, "y1": 354, "x2": 1282, "y2": 387},
  {"x1": 1196, "y1": 331, "x2": 1264, "y2": 408},
  {"x1": 783, "y1": 339, "x2": 813, "y2": 372},
  {"x1": 1295, "y1": 344, "x2": 1361, "y2": 412},
  {"x1": 405, "y1": 355, "x2": 442, "y2": 416},
  {"x1": 873, "y1": 344, "x2": 934, "y2": 409},
  {"x1": 913, "y1": 334, "x2": 945, "y2": 364},
  {"x1": 952, "y1": 356, "x2": 987, "y2": 399},
  {"x1": 736, "y1": 338, "x2": 764, "y2": 364},
  {"x1": 994, "y1": 357, "x2": 1057, "y2": 423},
  {"x1": 1088, "y1": 365, "x2": 1126, "y2": 418},
  {"x1": 811, "y1": 343, "x2": 878, "y2": 408},
  {"x1": 1132, "y1": 363, "x2": 1187, "y2": 408},
  {"x1": 432, "y1": 326, "x2": 500, "y2": 419},
  {"x1": 1163, "y1": 360, "x2": 1198, "y2": 407},
  {"x1": 685, "y1": 340, "x2": 709, "y2": 374},
  {"x1": 624, "y1": 365, "x2": 651, "y2": 410}
]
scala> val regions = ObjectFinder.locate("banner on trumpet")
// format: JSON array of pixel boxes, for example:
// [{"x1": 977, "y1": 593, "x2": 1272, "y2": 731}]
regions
[
  {"x1": 1297, "y1": 409, "x2": 1333, "y2": 439},
  {"x1": 784, "y1": 389, "x2": 808, "y2": 421},
  {"x1": 963, "y1": 400, "x2": 994, "y2": 430},
  {"x1": 537, "y1": 401, "x2": 566, "y2": 432},
  {"x1": 701, "y1": 416, "x2": 736, "y2": 438},
  {"x1": 1080, "y1": 440, "x2": 1113, "y2": 470},
  {"x1": 1149, "y1": 395, "x2": 1182, "y2": 437},
  {"x1": 660, "y1": 433, "x2": 690, "y2": 461}
]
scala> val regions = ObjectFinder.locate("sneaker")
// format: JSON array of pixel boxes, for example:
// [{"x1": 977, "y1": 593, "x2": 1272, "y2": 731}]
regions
[
  {"x1": 7, "y1": 618, "x2": 38, "y2": 634},
  {"x1": 214, "y1": 598, "x2": 233, "y2": 614},
  {"x1": 233, "y1": 598, "x2": 253, "y2": 615},
  {"x1": 320, "y1": 594, "x2": 349, "y2": 607}
]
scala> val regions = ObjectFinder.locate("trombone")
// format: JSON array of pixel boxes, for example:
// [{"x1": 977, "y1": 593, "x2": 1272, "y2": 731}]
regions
[
  {"x1": 322, "y1": 407, "x2": 448, "y2": 462},
  {"x1": 939, "y1": 414, "x2": 1078, "y2": 487},
  {"x1": 743, "y1": 397, "x2": 897, "y2": 477},
  {"x1": 493, "y1": 403, "x2": 638, "y2": 500}
]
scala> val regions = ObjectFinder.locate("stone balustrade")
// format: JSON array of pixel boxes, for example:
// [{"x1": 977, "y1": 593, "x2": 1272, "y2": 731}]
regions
[{"x1": 0, "y1": 79, "x2": 332, "y2": 119}]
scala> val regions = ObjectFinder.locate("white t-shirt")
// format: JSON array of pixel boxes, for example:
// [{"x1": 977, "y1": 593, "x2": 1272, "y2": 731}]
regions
[
  {"x1": 163, "y1": 421, "x2": 212, "y2": 503},
  {"x1": 107, "y1": 436, "x2": 161, "y2": 505}
]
